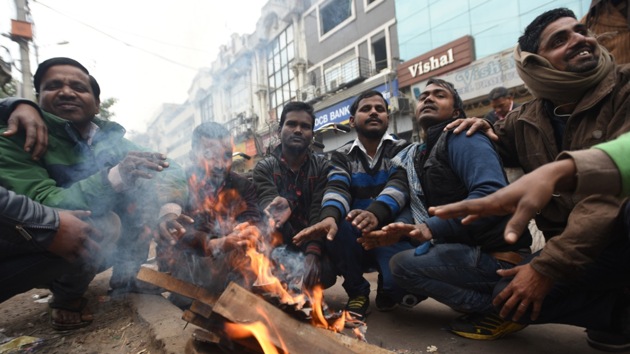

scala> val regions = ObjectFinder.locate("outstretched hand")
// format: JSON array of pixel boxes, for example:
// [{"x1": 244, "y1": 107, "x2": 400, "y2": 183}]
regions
[
  {"x1": 264, "y1": 196, "x2": 292, "y2": 229},
  {"x1": 118, "y1": 151, "x2": 170, "y2": 186},
  {"x1": 293, "y1": 217, "x2": 337, "y2": 246},
  {"x1": 430, "y1": 159, "x2": 576, "y2": 244},
  {"x1": 3, "y1": 103, "x2": 48, "y2": 160},
  {"x1": 346, "y1": 209, "x2": 379, "y2": 233},
  {"x1": 157, "y1": 213, "x2": 194, "y2": 245}
]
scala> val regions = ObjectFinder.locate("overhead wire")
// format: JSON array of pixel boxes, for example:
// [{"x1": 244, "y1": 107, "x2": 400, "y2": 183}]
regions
[{"x1": 31, "y1": 0, "x2": 203, "y2": 70}]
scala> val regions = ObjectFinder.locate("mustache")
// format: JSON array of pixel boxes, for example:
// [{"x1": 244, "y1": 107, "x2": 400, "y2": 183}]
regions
[
  {"x1": 366, "y1": 116, "x2": 383, "y2": 123},
  {"x1": 565, "y1": 44, "x2": 594, "y2": 60}
]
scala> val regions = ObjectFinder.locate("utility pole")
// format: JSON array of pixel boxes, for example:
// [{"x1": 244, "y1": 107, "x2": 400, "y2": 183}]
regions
[{"x1": 11, "y1": 0, "x2": 35, "y2": 100}]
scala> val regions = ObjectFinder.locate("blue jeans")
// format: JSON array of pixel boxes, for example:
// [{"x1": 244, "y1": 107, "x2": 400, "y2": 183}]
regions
[
  {"x1": 390, "y1": 243, "x2": 513, "y2": 313},
  {"x1": 328, "y1": 220, "x2": 414, "y2": 300}
]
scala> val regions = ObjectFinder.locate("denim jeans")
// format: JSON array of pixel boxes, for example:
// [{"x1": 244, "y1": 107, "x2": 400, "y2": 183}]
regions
[
  {"x1": 390, "y1": 243, "x2": 513, "y2": 313},
  {"x1": 327, "y1": 220, "x2": 414, "y2": 300}
]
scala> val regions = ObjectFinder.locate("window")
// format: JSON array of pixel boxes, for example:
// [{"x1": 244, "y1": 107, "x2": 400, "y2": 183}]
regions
[
  {"x1": 266, "y1": 24, "x2": 296, "y2": 123},
  {"x1": 320, "y1": 0, "x2": 352, "y2": 35},
  {"x1": 200, "y1": 95, "x2": 214, "y2": 122}
]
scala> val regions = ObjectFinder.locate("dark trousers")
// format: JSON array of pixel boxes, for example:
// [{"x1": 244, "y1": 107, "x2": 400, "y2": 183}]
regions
[
  {"x1": 494, "y1": 202, "x2": 630, "y2": 331},
  {"x1": 326, "y1": 220, "x2": 413, "y2": 300},
  {"x1": 0, "y1": 213, "x2": 120, "y2": 304}
]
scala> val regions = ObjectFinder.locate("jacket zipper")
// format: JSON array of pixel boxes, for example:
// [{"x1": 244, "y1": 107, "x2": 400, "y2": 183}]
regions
[{"x1": 15, "y1": 225, "x2": 33, "y2": 241}]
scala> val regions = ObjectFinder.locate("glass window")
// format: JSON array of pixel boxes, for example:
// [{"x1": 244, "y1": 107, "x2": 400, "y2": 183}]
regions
[
  {"x1": 320, "y1": 0, "x2": 352, "y2": 35},
  {"x1": 266, "y1": 23, "x2": 295, "y2": 127}
]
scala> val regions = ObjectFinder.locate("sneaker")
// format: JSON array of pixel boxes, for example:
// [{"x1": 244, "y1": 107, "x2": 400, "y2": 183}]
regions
[
  {"x1": 587, "y1": 329, "x2": 630, "y2": 352},
  {"x1": 448, "y1": 313, "x2": 527, "y2": 340},
  {"x1": 345, "y1": 295, "x2": 370, "y2": 322},
  {"x1": 375, "y1": 292, "x2": 398, "y2": 311}
]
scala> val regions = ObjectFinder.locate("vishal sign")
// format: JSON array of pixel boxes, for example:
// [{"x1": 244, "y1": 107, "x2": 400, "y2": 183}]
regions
[
  {"x1": 398, "y1": 36, "x2": 474, "y2": 88},
  {"x1": 408, "y1": 48, "x2": 454, "y2": 77}
]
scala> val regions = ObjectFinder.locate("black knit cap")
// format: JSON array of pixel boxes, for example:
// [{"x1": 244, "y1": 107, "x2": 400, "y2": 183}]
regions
[{"x1": 33, "y1": 57, "x2": 100, "y2": 99}]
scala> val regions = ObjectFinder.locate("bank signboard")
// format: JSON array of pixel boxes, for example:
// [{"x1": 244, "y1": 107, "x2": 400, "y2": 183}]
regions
[{"x1": 314, "y1": 80, "x2": 398, "y2": 131}]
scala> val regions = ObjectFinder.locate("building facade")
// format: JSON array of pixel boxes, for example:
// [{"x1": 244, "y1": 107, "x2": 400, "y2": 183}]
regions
[{"x1": 146, "y1": 0, "x2": 593, "y2": 170}]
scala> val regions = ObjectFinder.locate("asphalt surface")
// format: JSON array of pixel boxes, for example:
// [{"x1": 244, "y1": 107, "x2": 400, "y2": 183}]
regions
[{"x1": 130, "y1": 272, "x2": 604, "y2": 354}]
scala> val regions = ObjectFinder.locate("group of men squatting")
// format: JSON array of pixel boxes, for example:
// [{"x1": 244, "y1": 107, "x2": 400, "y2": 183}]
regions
[{"x1": 1, "y1": 7, "x2": 630, "y2": 353}]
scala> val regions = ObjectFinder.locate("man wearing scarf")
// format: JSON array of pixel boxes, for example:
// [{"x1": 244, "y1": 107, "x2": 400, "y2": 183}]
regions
[{"x1": 447, "y1": 8, "x2": 630, "y2": 351}]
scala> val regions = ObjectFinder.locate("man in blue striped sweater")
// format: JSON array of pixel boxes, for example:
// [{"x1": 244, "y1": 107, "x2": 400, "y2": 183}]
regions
[{"x1": 295, "y1": 90, "x2": 413, "y2": 322}]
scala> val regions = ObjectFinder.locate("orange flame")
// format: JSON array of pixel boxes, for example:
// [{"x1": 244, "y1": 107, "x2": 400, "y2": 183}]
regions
[{"x1": 224, "y1": 308, "x2": 288, "y2": 354}]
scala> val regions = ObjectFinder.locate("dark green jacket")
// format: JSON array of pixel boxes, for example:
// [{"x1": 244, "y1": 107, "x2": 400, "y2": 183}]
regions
[{"x1": 0, "y1": 98, "x2": 186, "y2": 215}]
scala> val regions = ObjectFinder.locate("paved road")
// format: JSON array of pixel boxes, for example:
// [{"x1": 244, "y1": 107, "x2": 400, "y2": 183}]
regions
[{"x1": 321, "y1": 272, "x2": 602, "y2": 354}]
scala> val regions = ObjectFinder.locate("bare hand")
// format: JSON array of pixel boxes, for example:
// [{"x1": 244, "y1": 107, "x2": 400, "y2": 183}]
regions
[
  {"x1": 347, "y1": 209, "x2": 379, "y2": 233},
  {"x1": 293, "y1": 217, "x2": 337, "y2": 246},
  {"x1": 430, "y1": 159, "x2": 576, "y2": 244},
  {"x1": 220, "y1": 222, "x2": 261, "y2": 251},
  {"x1": 264, "y1": 196, "x2": 292, "y2": 229},
  {"x1": 47, "y1": 210, "x2": 100, "y2": 262},
  {"x1": 445, "y1": 117, "x2": 497, "y2": 141},
  {"x1": 357, "y1": 229, "x2": 401, "y2": 250},
  {"x1": 118, "y1": 151, "x2": 169, "y2": 185},
  {"x1": 302, "y1": 254, "x2": 322, "y2": 290},
  {"x1": 3, "y1": 103, "x2": 48, "y2": 160},
  {"x1": 492, "y1": 263, "x2": 554, "y2": 322},
  {"x1": 157, "y1": 213, "x2": 194, "y2": 245},
  {"x1": 381, "y1": 222, "x2": 433, "y2": 243}
]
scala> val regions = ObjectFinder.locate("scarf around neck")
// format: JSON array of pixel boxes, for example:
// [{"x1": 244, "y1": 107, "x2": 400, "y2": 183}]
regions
[{"x1": 513, "y1": 43, "x2": 614, "y2": 106}]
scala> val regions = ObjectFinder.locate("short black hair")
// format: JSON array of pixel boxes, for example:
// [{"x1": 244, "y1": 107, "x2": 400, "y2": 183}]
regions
[
  {"x1": 278, "y1": 101, "x2": 315, "y2": 130},
  {"x1": 426, "y1": 77, "x2": 466, "y2": 118},
  {"x1": 518, "y1": 8, "x2": 577, "y2": 53},
  {"x1": 192, "y1": 121, "x2": 231, "y2": 149},
  {"x1": 488, "y1": 86, "x2": 510, "y2": 101},
  {"x1": 33, "y1": 57, "x2": 101, "y2": 100},
  {"x1": 350, "y1": 90, "x2": 388, "y2": 116}
]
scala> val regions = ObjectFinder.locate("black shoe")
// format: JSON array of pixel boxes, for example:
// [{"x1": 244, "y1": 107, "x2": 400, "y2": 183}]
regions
[
  {"x1": 375, "y1": 292, "x2": 398, "y2": 311},
  {"x1": 587, "y1": 329, "x2": 630, "y2": 352},
  {"x1": 375, "y1": 273, "x2": 398, "y2": 311},
  {"x1": 345, "y1": 295, "x2": 370, "y2": 323},
  {"x1": 449, "y1": 313, "x2": 527, "y2": 340}
]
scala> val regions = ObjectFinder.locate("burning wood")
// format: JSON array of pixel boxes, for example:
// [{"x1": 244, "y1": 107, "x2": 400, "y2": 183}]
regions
[{"x1": 136, "y1": 268, "x2": 394, "y2": 354}]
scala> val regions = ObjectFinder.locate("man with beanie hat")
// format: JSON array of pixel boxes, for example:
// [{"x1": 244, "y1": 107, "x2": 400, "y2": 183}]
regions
[
  {"x1": 0, "y1": 57, "x2": 186, "y2": 330},
  {"x1": 444, "y1": 8, "x2": 630, "y2": 350}
]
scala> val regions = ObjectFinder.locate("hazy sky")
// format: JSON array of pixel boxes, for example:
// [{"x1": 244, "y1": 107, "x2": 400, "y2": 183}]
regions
[{"x1": 1, "y1": 0, "x2": 267, "y2": 133}]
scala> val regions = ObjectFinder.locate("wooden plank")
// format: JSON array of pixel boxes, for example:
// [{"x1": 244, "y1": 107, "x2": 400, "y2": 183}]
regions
[
  {"x1": 191, "y1": 300, "x2": 214, "y2": 318},
  {"x1": 212, "y1": 282, "x2": 394, "y2": 354},
  {"x1": 136, "y1": 267, "x2": 217, "y2": 306}
]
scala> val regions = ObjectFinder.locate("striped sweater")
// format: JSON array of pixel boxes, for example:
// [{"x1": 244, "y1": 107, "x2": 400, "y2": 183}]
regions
[{"x1": 319, "y1": 137, "x2": 410, "y2": 227}]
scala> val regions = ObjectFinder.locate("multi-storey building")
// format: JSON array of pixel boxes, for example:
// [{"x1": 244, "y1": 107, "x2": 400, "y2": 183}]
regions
[{"x1": 146, "y1": 0, "x2": 592, "y2": 172}]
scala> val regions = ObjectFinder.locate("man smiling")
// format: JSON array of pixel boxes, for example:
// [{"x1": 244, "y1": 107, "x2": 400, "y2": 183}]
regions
[{"x1": 446, "y1": 8, "x2": 630, "y2": 350}]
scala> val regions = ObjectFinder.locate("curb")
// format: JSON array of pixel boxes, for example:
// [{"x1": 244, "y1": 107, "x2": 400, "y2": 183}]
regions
[{"x1": 128, "y1": 293, "x2": 197, "y2": 354}]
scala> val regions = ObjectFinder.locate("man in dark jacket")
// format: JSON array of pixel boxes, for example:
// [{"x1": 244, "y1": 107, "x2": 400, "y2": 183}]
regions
[
  {"x1": 253, "y1": 101, "x2": 339, "y2": 294},
  {"x1": 483, "y1": 86, "x2": 521, "y2": 124},
  {"x1": 447, "y1": 8, "x2": 630, "y2": 350},
  {"x1": 364, "y1": 78, "x2": 531, "y2": 339}
]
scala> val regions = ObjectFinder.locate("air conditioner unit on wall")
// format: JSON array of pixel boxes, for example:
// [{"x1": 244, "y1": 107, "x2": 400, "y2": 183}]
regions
[{"x1": 301, "y1": 85, "x2": 321, "y2": 101}]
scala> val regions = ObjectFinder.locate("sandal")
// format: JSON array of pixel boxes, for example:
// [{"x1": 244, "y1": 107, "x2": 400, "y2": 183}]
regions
[{"x1": 49, "y1": 297, "x2": 94, "y2": 331}]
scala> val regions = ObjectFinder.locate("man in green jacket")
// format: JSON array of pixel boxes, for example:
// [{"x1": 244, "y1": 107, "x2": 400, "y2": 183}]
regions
[{"x1": 0, "y1": 57, "x2": 185, "y2": 330}]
